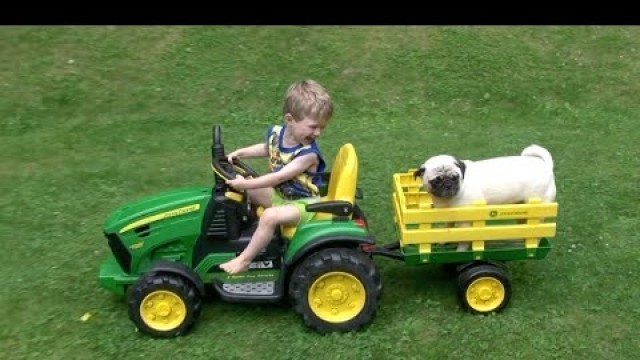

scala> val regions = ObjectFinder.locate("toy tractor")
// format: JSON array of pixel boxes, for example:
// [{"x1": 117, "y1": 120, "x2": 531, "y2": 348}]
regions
[{"x1": 99, "y1": 125, "x2": 382, "y2": 337}]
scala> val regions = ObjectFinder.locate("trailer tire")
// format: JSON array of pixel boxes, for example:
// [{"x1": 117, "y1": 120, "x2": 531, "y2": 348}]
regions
[{"x1": 457, "y1": 263, "x2": 511, "y2": 314}]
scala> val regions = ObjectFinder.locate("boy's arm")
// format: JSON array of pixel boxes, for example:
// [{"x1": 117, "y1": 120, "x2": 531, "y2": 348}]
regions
[
  {"x1": 228, "y1": 142, "x2": 268, "y2": 162},
  {"x1": 226, "y1": 153, "x2": 317, "y2": 190}
]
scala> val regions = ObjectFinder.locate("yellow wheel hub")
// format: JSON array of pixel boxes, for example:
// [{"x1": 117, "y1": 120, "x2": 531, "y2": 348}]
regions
[
  {"x1": 308, "y1": 272, "x2": 366, "y2": 323},
  {"x1": 140, "y1": 290, "x2": 187, "y2": 331},
  {"x1": 466, "y1": 276, "x2": 505, "y2": 312}
]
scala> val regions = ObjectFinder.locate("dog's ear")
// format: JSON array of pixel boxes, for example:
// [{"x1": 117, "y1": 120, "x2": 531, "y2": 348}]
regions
[
  {"x1": 413, "y1": 166, "x2": 425, "y2": 179},
  {"x1": 454, "y1": 159, "x2": 466, "y2": 178}
]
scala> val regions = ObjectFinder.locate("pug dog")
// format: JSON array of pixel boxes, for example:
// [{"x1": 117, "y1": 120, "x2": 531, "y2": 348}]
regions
[{"x1": 414, "y1": 144, "x2": 556, "y2": 250}]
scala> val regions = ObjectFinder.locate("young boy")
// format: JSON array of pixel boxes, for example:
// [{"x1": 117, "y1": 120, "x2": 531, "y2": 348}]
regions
[{"x1": 219, "y1": 79, "x2": 333, "y2": 274}]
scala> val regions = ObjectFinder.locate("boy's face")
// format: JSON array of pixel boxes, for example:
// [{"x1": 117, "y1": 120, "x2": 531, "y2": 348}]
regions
[{"x1": 285, "y1": 114, "x2": 327, "y2": 146}]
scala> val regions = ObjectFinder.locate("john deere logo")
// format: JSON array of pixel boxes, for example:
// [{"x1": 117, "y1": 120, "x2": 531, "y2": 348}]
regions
[
  {"x1": 129, "y1": 241, "x2": 144, "y2": 250},
  {"x1": 489, "y1": 210, "x2": 528, "y2": 218}
]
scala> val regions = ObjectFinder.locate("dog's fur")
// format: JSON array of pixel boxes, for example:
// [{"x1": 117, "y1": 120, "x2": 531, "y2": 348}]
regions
[{"x1": 414, "y1": 144, "x2": 556, "y2": 250}]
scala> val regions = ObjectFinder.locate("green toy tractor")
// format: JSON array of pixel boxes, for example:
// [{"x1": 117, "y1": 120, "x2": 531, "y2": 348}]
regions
[{"x1": 99, "y1": 125, "x2": 382, "y2": 337}]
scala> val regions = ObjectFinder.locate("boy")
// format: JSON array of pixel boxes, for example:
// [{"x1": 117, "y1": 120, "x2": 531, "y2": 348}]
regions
[{"x1": 219, "y1": 79, "x2": 333, "y2": 274}]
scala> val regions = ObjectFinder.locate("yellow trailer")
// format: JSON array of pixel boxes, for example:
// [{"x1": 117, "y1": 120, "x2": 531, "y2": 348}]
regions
[{"x1": 365, "y1": 169, "x2": 558, "y2": 314}]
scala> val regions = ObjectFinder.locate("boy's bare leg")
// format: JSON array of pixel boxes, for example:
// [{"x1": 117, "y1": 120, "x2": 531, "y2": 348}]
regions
[
  {"x1": 220, "y1": 204, "x2": 300, "y2": 274},
  {"x1": 247, "y1": 188, "x2": 273, "y2": 208}
]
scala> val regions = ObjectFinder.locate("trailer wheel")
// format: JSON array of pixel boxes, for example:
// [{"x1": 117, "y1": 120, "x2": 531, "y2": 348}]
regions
[
  {"x1": 457, "y1": 263, "x2": 511, "y2": 314},
  {"x1": 127, "y1": 273, "x2": 202, "y2": 337},
  {"x1": 289, "y1": 248, "x2": 382, "y2": 333}
]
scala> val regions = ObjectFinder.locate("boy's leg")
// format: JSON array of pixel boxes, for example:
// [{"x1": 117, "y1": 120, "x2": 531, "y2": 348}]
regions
[
  {"x1": 220, "y1": 204, "x2": 300, "y2": 274},
  {"x1": 247, "y1": 188, "x2": 273, "y2": 208}
]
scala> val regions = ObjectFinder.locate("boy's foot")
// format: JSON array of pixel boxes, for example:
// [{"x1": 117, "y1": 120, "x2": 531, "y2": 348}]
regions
[{"x1": 220, "y1": 257, "x2": 251, "y2": 275}]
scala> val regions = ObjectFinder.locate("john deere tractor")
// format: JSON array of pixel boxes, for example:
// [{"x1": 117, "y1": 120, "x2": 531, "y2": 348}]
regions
[{"x1": 99, "y1": 125, "x2": 382, "y2": 337}]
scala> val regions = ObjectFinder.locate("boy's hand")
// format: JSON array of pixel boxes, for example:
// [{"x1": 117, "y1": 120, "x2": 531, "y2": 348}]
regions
[
  {"x1": 227, "y1": 150, "x2": 240, "y2": 164},
  {"x1": 226, "y1": 174, "x2": 249, "y2": 191}
]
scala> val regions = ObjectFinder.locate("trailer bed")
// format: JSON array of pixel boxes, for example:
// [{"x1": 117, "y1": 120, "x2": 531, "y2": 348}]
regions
[{"x1": 391, "y1": 170, "x2": 558, "y2": 265}]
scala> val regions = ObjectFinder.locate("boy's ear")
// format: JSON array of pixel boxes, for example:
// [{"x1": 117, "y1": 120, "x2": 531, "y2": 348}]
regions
[{"x1": 284, "y1": 113, "x2": 295, "y2": 123}]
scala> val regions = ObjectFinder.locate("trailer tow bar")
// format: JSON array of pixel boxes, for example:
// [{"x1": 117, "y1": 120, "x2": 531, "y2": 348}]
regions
[{"x1": 361, "y1": 241, "x2": 404, "y2": 260}]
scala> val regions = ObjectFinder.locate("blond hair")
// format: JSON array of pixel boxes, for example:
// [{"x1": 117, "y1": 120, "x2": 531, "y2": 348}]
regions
[{"x1": 283, "y1": 79, "x2": 333, "y2": 122}]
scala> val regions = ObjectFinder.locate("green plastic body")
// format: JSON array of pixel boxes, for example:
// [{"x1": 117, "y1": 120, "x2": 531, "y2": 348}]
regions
[
  {"x1": 99, "y1": 186, "x2": 371, "y2": 296},
  {"x1": 100, "y1": 186, "x2": 211, "y2": 294}
]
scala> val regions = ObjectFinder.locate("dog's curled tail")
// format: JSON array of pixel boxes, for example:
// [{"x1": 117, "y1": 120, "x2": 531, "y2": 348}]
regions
[{"x1": 521, "y1": 144, "x2": 554, "y2": 169}]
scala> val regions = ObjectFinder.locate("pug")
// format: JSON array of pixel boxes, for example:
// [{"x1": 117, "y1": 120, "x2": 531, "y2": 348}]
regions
[{"x1": 413, "y1": 144, "x2": 556, "y2": 250}]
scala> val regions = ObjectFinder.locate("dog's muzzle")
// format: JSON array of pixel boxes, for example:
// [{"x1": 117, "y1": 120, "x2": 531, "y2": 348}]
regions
[{"x1": 429, "y1": 176, "x2": 460, "y2": 198}]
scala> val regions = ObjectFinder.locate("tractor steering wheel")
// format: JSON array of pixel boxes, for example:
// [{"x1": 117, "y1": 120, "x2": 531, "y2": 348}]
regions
[
  {"x1": 211, "y1": 125, "x2": 260, "y2": 184},
  {"x1": 210, "y1": 125, "x2": 261, "y2": 225}
]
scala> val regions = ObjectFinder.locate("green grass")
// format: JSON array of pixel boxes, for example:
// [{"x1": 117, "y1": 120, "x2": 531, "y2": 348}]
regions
[{"x1": 1, "y1": 26, "x2": 639, "y2": 359}]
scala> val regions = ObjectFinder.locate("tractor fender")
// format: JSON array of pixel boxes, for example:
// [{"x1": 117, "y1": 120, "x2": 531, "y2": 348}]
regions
[
  {"x1": 285, "y1": 235, "x2": 374, "y2": 266},
  {"x1": 147, "y1": 260, "x2": 206, "y2": 296}
]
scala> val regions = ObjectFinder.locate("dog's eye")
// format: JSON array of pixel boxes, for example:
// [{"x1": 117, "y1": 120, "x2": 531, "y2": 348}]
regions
[{"x1": 432, "y1": 176, "x2": 443, "y2": 184}]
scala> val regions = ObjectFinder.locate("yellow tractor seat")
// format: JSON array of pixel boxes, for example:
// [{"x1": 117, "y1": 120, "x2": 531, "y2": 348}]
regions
[{"x1": 280, "y1": 143, "x2": 359, "y2": 238}]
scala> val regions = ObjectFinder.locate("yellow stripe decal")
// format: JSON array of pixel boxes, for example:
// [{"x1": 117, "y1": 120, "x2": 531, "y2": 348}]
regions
[{"x1": 120, "y1": 204, "x2": 201, "y2": 234}]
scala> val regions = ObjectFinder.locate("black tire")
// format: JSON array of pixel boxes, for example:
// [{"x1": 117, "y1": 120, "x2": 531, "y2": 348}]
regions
[
  {"x1": 289, "y1": 248, "x2": 382, "y2": 333},
  {"x1": 457, "y1": 263, "x2": 511, "y2": 314},
  {"x1": 442, "y1": 262, "x2": 461, "y2": 275},
  {"x1": 127, "y1": 273, "x2": 202, "y2": 337}
]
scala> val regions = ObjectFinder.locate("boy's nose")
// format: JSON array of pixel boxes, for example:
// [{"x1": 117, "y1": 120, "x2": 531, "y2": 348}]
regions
[{"x1": 313, "y1": 128, "x2": 321, "y2": 136}]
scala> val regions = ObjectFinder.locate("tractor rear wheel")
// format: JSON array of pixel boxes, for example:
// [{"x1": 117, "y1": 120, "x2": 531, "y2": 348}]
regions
[
  {"x1": 127, "y1": 273, "x2": 202, "y2": 337},
  {"x1": 289, "y1": 248, "x2": 382, "y2": 333}
]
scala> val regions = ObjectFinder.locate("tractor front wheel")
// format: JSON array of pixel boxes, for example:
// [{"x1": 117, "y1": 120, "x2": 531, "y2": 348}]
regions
[
  {"x1": 289, "y1": 248, "x2": 382, "y2": 333},
  {"x1": 127, "y1": 273, "x2": 202, "y2": 337}
]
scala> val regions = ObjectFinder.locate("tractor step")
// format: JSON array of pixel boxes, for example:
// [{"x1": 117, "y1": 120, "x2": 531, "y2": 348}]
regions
[
  {"x1": 213, "y1": 276, "x2": 285, "y2": 304},
  {"x1": 222, "y1": 281, "x2": 275, "y2": 296}
]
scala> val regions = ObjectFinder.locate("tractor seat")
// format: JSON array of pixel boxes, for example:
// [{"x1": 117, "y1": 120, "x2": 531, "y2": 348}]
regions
[{"x1": 280, "y1": 143, "x2": 358, "y2": 238}]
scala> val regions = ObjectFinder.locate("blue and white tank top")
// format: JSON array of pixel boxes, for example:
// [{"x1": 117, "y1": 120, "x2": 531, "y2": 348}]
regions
[{"x1": 266, "y1": 124, "x2": 325, "y2": 198}]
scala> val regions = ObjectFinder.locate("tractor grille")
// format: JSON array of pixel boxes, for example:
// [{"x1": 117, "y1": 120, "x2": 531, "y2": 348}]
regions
[{"x1": 105, "y1": 232, "x2": 132, "y2": 273}]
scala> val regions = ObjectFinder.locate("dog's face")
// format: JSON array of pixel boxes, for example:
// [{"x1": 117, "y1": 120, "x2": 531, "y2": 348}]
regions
[{"x1": 414, "y1": 155, "x2": 466, "y2": 198}]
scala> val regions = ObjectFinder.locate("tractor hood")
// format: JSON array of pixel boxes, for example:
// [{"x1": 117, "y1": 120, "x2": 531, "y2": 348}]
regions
[{"x1": 104, "y1": 186, "x2": 211, "y2": 235}]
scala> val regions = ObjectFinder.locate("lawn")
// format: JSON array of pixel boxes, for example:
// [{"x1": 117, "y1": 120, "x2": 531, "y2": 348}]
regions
[{"x1": 1, "y1": 26, "x2": 638, "y2": 359}]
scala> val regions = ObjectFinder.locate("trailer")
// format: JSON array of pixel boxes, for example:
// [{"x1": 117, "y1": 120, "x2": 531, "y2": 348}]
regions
[{"x1": 365, "y1": 170, "x2": 558, "y2": 313}]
